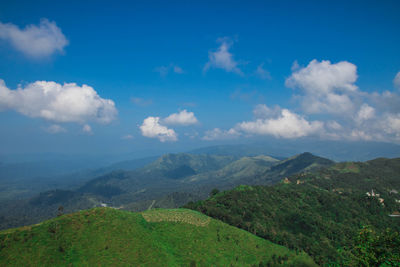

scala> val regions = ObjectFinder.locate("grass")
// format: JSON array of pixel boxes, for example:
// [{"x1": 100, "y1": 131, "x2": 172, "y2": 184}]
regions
[
  {"x1": 0, "y1": 207, "x2": 315, "y2": 266},
  {"x1": 330, "y1": 162, "x2": 361, "y2": 173}
]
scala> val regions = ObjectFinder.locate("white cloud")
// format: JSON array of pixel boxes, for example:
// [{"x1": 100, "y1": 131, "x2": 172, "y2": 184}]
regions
[
  {"x1": 204, "y1": 38, "x2": 242, "y2": 75},
  {"x1": 356, "y1": 104, "x2": 375, "y2": 122},
  {"x1": 0, "y1": 79, "x2": 117, "y2": 124},
  {"x1": 255, "y1": 63, "x2": 271, "y2": 80},
  {"x1": 0, "y1": 19, "x2": 68, "y2": 58},
  {"x1": 382, "y1": 114, "x2": 400, "y2": 139},
  {"x1": 82, "y1": 124, "x2": 93, "y2": 134},
  {"x1": 200, "y1": 60, "x2": 400, "y2": 143},
  {"x1": 237, "y1": 107, "x2": 324, "y2": 139},
  {"x1": 286, "y1": 59, "x2": 358, "y2": 94},
  {"x1": 253, "y1": 104, "x2": 281, "y2": 119},
  {"x1": 326, "y1": 121, "x2": 342, "y2": 131},
  {"x1": 368, "y1": 90, "x2": 400, "y2": 114},
  {"x1": 394, "y1": 72, "x2": 400, "y2": 89},
  {"x1": 286, "y1": 59, "x2": 358, "y2": 114},
  {"x1": 139, "y1": 116, "x2": 177, "y2": 142},
  {"x1": 202, "y1": 128, "x2": 240, "y2": 141},
  {"x1": 163, "y1": 110, "x2": 198, "y2": 126},
  {"x1": 45, "y1": 124, "x2": 66, "y2": 134},
  {"x1": 350, "y1": 130, "x2": 373, "y2": 141}
]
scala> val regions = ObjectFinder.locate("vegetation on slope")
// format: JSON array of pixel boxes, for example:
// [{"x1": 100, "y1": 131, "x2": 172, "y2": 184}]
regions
[
  {"x1": 1, "y1": 152, "x2": 330, "y2": 230},
  {"x1": 186, "y1": 157, "x2": 400, "y2": 265},
  {"x1": 0, "y1": 208, "x2": 315, "y2": 266}
]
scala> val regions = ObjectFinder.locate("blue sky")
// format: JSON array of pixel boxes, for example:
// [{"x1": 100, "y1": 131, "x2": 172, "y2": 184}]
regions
[{"x1": 0, "y1": 0, "x2": 400, "y2": 155}]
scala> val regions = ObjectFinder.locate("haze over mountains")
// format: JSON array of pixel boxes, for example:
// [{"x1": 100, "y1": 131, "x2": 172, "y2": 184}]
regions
[
  {"x1": 1, "y1": 1, "x2": 400, "y2": 265},
  {"x1": 0, "y1": 148, "x2": 335, "y2": 230},
  {"x1": 0, "y1": 147, "x2": 399, "y2": 265},
  {"x1": 1, "y1": 140, "x2": 399, "y2": 200}
]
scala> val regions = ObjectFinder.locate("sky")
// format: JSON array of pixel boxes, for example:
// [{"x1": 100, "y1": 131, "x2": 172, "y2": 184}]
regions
[{"x1": 0, "y1": 0, "x2": 400, "y2": 156}]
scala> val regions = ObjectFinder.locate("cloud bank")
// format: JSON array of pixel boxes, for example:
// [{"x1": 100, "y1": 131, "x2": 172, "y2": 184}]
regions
[
  {"x1": 0, "y1": 19, "x2": 68, "y2": 58},
  {"x1": 204, "y1": 60, "x2": 400, "y2": 143},
  {"x1": 0, "y1": 79, "x2": 117, "y2": 124},
  {"x1": 237, "y1": 106, "x2": 324, "y2": 139}
]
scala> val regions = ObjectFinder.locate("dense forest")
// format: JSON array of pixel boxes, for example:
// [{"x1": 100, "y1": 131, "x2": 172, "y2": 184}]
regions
[{"x1": 186, "y1": 158, "x2": 400, "y2": 265}]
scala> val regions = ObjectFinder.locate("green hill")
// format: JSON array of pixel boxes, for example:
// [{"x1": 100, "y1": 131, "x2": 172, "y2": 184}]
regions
[
  {"x1": 186, "y1": 157, "x2": 400, "y2": 265},
  {"x1": 0, "y1": 152, "x2": 335, "y2": 230},
  {"x1": 0, "y1": 208, "x2": 315, "y2": 267}
]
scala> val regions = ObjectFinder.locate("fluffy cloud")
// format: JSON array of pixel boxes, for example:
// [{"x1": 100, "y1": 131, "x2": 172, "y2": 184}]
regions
[
  {"x1": 140, "y1": 110, "x2": 198, "y2": 142},
  {"x1": 355, "y1": 104, "x2": 375, "y2": 123},
  {"x1": 204, "y1": 38, "x2": 242, "y2": 75},
  {"x1": 203, "y1": 105, "x2": 324, "y2": 140},
  {"x1": 163, "y1": 110, "x2": 198, "y2": 126},
  {"x1": 237, "y1": 107, "x2": 324, "y2": 139},
  {"x1": 381, "y1": 114, "x2": 400, "y2": 139},
  {"x1": 394, "y1": 72, "x2": 400, "y2": 89},
  {"x1": 202, "y1": 60, "x2": 400, "y2": 143},
  {"x1": 253, "y1": 104, "x2": 282, "y2": 119},
  {"x1": 202, "y1": 128, "x2": 240, "y2": 141},
  {"x1": 0, "y1": 19, "x2": 68, "y2": 58},
  {"x1": 286, "y1": 59, "x2": 358, "y2": 114},
  {"x1": 139, "y1": 116, "x2": 177, "y2": 142},
  {"x1": 0, "y1": 79, "x2": 117, "y2": 124},
  {"x1": 368, "y1": 90, "x2": 400, "y2": 114}
]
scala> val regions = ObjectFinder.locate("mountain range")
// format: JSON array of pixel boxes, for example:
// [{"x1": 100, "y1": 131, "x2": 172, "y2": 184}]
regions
[{"x1": 0, "y1": 152, "x2": 334, "y2": 230}]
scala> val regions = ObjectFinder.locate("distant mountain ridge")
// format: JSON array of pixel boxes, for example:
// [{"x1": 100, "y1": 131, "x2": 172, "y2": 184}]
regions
[{"x1": 0, "y1": 151, "x2": 334, "y2": 230}]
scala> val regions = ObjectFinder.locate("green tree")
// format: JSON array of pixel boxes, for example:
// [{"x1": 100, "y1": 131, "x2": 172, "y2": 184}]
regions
[{"x1": 340, "y1": 226, "x2": 400, "y2": 266}]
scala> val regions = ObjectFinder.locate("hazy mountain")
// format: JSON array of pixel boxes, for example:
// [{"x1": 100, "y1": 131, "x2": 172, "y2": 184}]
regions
[
  {"x1": 0, "y1": 156, "x2": 159, "y2": 201},
  {"x1": 0, "y1": 152, "x2": 334, "y2": 230},
  {"x1": 189, "y1": 141, "x2": 400, "y2": 161}
]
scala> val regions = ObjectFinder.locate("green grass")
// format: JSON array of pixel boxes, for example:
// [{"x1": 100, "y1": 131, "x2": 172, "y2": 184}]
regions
[
  {"x1": 330, "y1": 162, "x2": 360, "y2": 173},
  {"x1": 0, "y1": 207, "x2": 315, "y2": 266}
]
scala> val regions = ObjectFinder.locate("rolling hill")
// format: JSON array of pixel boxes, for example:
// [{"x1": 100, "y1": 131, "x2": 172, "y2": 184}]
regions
[
  {"x1": 0, "y1": 207, "x2": 316, "y2": 266},
  {"x1": 185, "y1": 157, "x2": 400, "y2": 265},
  {"x1": 0, "y1": 152, "x2": 335, "y2": 230}
]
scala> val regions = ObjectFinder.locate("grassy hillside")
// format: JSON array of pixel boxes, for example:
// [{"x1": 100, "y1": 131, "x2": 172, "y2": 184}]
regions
[
  {"x1": 0, "y1": 152, "x2": 335, "y2": 230},
  {"x1": 0, "y1": 208, "x2": 315, "y2": 267},
  {"x1": 186, "y1": 158, "x2": 400, "y2": 265}
]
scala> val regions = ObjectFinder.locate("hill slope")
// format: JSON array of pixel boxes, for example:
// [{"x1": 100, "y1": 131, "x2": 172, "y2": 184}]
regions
[
  {"x1": 0, "y1": 208, "x2": 315, "y2": 266},
  {"x1": 0, "y1": 152, "x2": 335, "y2": 230},
  {"x1": 186, "y1": 157, "x2": 400, "y2": 265}
]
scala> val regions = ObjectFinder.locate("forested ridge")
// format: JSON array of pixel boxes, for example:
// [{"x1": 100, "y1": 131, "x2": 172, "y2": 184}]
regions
[{"x1": 186, "y1": 157, "x2": 400, "y2": 265}]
